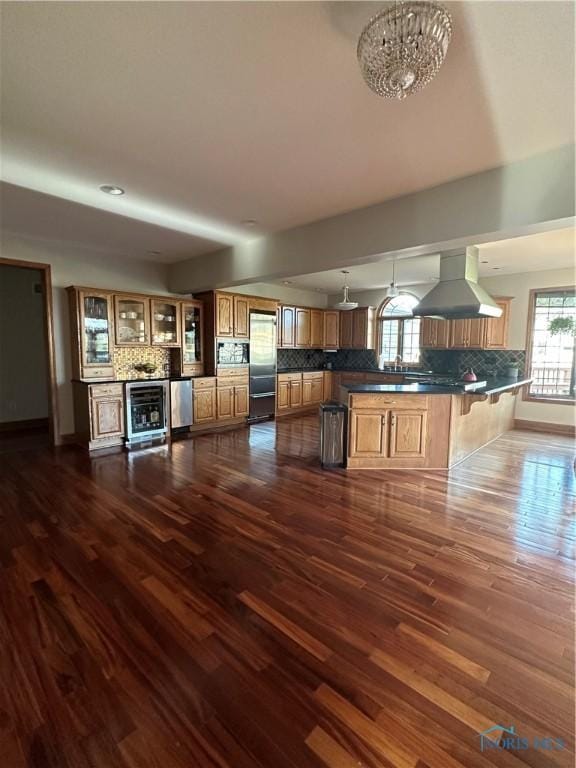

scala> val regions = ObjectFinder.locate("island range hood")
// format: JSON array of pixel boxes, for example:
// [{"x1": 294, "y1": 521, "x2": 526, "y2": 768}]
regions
[{"x1": 412, "y1": 248, "x2": 502, "y2": 319}]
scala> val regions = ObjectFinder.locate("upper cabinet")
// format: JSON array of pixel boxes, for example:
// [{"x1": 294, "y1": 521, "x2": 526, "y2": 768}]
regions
[
  {"x1": 213, "y1": 292, "x2": 249, "y2": 337},
  {"x1": 295, "y1": 308, "x2": 311, "y2": 347},
  {"x1": 340, "y1": 307, "x2": 376, "y2": 349},
  {"x1": 114, "y1": 295, "x2": 150, "y2": 346},
  {"x1": 233, "y1": 295, "x2": 249, "y2": 338},
  {"x1": 151, "y1": 299, "x2": 181, "y2": 347},
  {"x1": 323, "y1": 310, "x2": 340, "y2": 349},
  {"x1": 181, "y1": 301, "x2": 204, "y2": 375},
  {"x1": 421, "y1": 298, "x2": 513, "y2": 350},
  {"x1": 279, "y1": 306, "x2": 295, "y2": 348},
  {"x1": 68, "y1": 288, "x2": 115, "y2": 380}
]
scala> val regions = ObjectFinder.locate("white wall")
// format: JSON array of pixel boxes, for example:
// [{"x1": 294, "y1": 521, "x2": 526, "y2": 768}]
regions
[
  {"x1": 228, "y1": 282, "x2": 328, "y2": 308},
  {"x1": 0, "y1": 265, "x2": 49, "y2": 423},
  {"x1": 0, "y1": 233, "x2": 173, "y2": 439},
  {"x1": 329, "y1": 267, "x2": 575, "y2": 427}
]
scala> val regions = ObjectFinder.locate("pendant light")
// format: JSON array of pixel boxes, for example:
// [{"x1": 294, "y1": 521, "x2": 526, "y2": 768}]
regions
[
  {"x1": 335, "y1": 271, "x2": 358, "y2": 310},
  {"x1": 386, "y1": 260, "x2": 399, "y2": 298}
]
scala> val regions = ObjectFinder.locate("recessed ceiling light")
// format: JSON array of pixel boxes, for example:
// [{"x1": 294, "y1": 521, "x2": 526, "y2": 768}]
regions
[
  {"x1": 282, "y1": 280, "x2": 294, "y2": 285},
  {"x1": 99, "y1": 184, "x2": 125, "y2": 196},
  {"x1": 492, "y1": 266, "x2": 501, "y2": 270},
  {"x1": 481, "y1": 260, "x2": 489, "y2": 264},
  {"x1": 146, "y1": 250, "x2": 161, "y2": 257},
  {"x1": 241, "y1": 219, "x2": 258, "y2": 227}
]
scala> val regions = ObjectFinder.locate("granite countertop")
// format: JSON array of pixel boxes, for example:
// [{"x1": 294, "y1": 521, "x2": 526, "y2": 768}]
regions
[
  {"x1": 276, "y1": 367, "x2": 433, "y2": 377},
  {"x1": 340, "y1": 377, "x2": 532, "y2": 396},
  {"x1": 73, "y1": 376, "x2": 193, "y2": 384}
]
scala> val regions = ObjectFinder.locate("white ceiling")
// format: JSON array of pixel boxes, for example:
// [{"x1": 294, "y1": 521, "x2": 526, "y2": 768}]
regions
[
  {"x1": 273, "y1": 228, "x2": 576, "y2": 293},
  {"x1": 1, "y1": 1, "x2": 574, "y2": 261}
]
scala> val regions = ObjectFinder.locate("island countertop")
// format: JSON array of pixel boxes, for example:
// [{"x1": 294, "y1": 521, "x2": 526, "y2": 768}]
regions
[{"x1": 339, "y1": 377, "x2": 532, "y2": 397}]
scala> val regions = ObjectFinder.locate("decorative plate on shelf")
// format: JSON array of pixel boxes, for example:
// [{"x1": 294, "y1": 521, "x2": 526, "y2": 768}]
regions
[{"x1": 118, "y1": 326, "x2": 139, "y2": 341}]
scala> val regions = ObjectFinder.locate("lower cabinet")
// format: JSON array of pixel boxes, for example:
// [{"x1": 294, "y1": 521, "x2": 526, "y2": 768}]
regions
[
  {"x1": 349, "y1": 411, "x2": 388, "y2": 458},
  {"x1": 193, "y1": 385, "x2": 216, "y2": 424},
  {"x1": 389, "y1": 410, "x2": 427, "y2": 458},
  {"x1": 234, "y1": 384, "x2": 249, "y2": 417},
  {"x1": 277, "y1": 372, "x2": 324, "y2": 415},
  {"x1": 73, "y1": 382, "x2": 125, "y2": 451},
  {"x1": 217, "y1": 379, "x2": 249, "y2": 420}
]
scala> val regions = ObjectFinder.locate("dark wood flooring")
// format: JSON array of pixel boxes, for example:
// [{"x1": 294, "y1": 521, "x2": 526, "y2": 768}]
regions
[{"x1": 1, "y1": 416, "x2": 574, "y2": 768}]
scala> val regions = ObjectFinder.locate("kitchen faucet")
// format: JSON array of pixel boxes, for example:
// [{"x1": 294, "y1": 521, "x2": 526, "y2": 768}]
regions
[{"x1": 394, "y1": 355, "x2": 403, "y2": 372}]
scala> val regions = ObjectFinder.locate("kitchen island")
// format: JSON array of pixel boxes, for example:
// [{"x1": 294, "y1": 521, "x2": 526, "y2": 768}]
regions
[{"x1": 340, "y1": 378, "x2": 532, "y2": 469}]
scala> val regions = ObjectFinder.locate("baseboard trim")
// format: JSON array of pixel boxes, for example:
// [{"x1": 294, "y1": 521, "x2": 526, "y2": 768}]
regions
[
  {"x1": 0, "y1": 417, "x2": 49, "y2": 433},
  {"x1": 514, "y1": 419, "x2": 575, "y2": 437}
]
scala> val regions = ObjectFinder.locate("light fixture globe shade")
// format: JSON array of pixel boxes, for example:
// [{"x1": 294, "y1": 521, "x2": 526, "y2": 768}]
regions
[
  {"x1": 357, "y1": 1, "x2": 453, "y2": 100},
  {"x1": 386, "y1": 283, "x2": 400, "y2": 298},
  {"x1": 335, "y1": 283, "x2": 358, "y2": 310}
]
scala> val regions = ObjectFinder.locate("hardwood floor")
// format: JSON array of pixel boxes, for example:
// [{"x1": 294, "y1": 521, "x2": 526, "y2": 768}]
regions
[{"x1": 1, "y1": 415, "x2": 574, "y2": 768}]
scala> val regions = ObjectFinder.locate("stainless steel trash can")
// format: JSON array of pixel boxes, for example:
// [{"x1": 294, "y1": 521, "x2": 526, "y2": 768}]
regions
[{"x1": 319, "y1": 402, "x2": 347, "y2": 468}]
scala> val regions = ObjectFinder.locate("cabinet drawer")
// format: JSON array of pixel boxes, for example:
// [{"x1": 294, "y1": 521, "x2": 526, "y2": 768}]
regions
[
  {"x1": 278, "y1": 373, "x2": 302, "y2": 383},
  {"x1": 82, "y1": 366, "x2": 115, "y2": 380},
  {"x1": 302, "y1": 372, "x2": 324, "y2": 381},
  {"x1": 217, "y1": 367, "x2": 249, "y2": 379},
  {"x1": 89, "y1": 383, "x2": 123, "y2": 398},
  {"x1": 349, "y1": 394, "x2": 428, "y2": 410},
  {"x1": 193, "y1": 377, "x2": 216, "y2": 390}
]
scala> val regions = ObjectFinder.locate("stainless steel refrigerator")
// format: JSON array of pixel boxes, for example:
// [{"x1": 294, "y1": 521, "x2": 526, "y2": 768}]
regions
[{"x1": 249, "y1": 311, "x2": 277, "y2": 420}]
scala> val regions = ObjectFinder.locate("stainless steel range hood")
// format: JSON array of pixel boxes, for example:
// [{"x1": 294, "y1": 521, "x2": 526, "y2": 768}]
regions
[{"x1": 412, "y1": 248, "x2": 502, "y2": 319}]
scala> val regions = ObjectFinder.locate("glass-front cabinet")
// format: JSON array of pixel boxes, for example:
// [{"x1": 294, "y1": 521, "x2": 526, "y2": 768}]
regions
[
  {"x1": 181, "y1": 301, "x2": 204, "y2": 374},
  {"x1": 151, "y1": 299, "x2": 181, "y2": 347},
  {"x1": 114, "y1": 295, "x2": 150, "y2": 346},
  {"x1": 69, "y1": 289, "x2": 115, "y2": 380}
]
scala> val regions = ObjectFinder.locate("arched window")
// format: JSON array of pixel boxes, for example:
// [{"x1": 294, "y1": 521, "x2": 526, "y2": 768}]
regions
[{"x1": 377, "y1": 293, "x2": 421, "y2": 365}]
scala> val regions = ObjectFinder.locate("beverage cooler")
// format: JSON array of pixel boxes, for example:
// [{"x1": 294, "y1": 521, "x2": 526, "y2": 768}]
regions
[{"x1": 125, "y1": 380, "x2": 169, "y2": 447}]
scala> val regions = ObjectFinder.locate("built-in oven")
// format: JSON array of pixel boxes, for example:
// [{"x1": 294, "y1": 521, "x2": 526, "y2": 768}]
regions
[
  {"x1": 125, "y1": 380, "x2": 169, "y2": 448},
  {"x1": 217, "y1": 340, "x2": 249, "y2": 367}
]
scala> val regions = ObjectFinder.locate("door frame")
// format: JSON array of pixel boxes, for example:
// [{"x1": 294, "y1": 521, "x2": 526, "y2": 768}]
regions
[{"x1": 0, "y1": 257, "x2": 59, "y2": 446}]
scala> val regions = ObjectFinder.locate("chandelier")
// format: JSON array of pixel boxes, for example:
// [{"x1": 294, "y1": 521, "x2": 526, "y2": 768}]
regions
[
  {"x1": 335, "y1": 271, "x2": 358, "y2": 310},
  {"x1": 357, "y1": 1, "x2": 453, "y2": 100}
]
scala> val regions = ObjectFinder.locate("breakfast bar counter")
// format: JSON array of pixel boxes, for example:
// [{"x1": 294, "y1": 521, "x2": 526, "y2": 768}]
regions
[{"x1": 339, "y1": 378, "x2": 532, "y2": 470}]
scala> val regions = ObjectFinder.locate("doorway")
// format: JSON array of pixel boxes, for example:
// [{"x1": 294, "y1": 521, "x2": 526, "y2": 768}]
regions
[{"x1": 0, "y1": 258, "x2": 58, "y2": 448}]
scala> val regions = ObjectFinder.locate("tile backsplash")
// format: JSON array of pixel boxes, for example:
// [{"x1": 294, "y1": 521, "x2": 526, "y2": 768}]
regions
[
  {"x1": 113, "y1": 346, "x2": 171, "y2": 379},
  {"x1": 278, "y1": 347, "x2": 526, "y2": 377}
]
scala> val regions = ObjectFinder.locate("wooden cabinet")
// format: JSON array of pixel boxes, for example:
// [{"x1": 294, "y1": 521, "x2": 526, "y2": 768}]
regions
[
  {"x1": 484, "y1": 298, "x2": 511, "y2": 348},
  {"x1": 302, "y1": 373, "x2": 323, "y2": 405},
  {"x1": 323, "y1": 372, "x2": 332, "y2": 402},
  {"x1": 68, "y1": 288, "x2": 115, "y2": 380},
  {"x1": 349, "y1": 411, "x2": 388, "y2": 458},
  {"x1": 91, "y1": 393, "x2": 124, "y2": 442},
  {"x1": 181, "y1": 301, "x2": 204, "y2": 376},
  {"x1": 234, "y1": 384, "x2": 249, "y2": 417},
  {"x1": 193, "y1": 379, "x2": 216, "y2": 424},
  {"x1": 389, "y1": 410, "x2": 427, "y2": 458},
  {"x1": 151, "y1": 299, "x2": 180, "y2": 347},
  {"x1": 279, "y1": 306, "x2": 295, "y2": 348},
  {"x1": 421, "y1": 298, "x2": 512, "y2": 350},
  {"x1": 72, "y1": 382, "x2": 124, "y2": 450},
  {"x1": 420, "y1": 317, "x2": 450, "y2": 349},
  {"x1": 114, "y1": 294, "x2": 150, "y2": 346},
  {"x1": 233, "y1": 296, "x2": 249, "y2": 338},
  {"x1": 295, "y1": 308, "x2": 311, "y2": 348},
  {"x1": 310, "y1": 310, "x2": 323, "y2": 348},
  {"x1": 340, "y1": 308, "x2": 375, "y2": 349},
  {"x1": 323, "y1": 311, "x2": 340, "y2": 348},
  {"x1": 289, "y1": 380, "x2": 302, "y2": 408},
  {"x1": 277, "y1": 379, "x2": 290, "y2": 410},
  {"x1": 215, "y1": 293, "x2": 234, "y2": 336},
  {"x1": 217, "y1": 371, "x2": 249, "y2": 420}
]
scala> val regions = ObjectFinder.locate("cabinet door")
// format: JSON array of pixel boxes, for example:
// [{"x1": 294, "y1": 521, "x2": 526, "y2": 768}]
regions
[
  {"x1": 234, "y1": 384, "x2": 249, "y2": 417},
  {"x1": 289, "y1": 380, "x2": 302, "y2": 408},
  {"x1": 193, "y1": 388, "x2": 216, "y2": 423},
  {"x1": 310, "y1": 378, "x2": 323, "y2": 403},
  {"x1": 323, "y1": 310, "x2": 340, "y2": 348},
  {"x1": 91, "y1": 397, "x2": 124, "y2": 440},
  {"x1": 79, "y1": 292, "x2": 114, "y2": 370},
  {"x1": 339, "y1": 311, "x2": 354, "y2": 349},
  {"x1": 233, "y1": 296, "x2": 249, "y2": 338},
  {"x1": 352, "y1": 309, "x2": 368, "y2": 348},
  {"x1": 484, "y1": 298, "x2": 511, "y2": 348},
  {"x1": 349, "y1": 411, "x2": 387, "y2": 458},
  {"x1": 323, "y1": 372, "x2": 332, "y2": 402},
  {"x1": 217, "y1": 386, "x2": 234, "y2": 420},
  {"x1": 436, "y1": 319, "x2": 450, "y2": 348},
  {"x1": 310, "y1": 310, "x2": 323, "y2": 348},
  {"x1": 115, "y1": 295, "x2": 150, "y2": 345},
  {"x1": 295, "y1": 308, "x2": 311, "y2": 348},
  {"x1": 302, "y1": 380, "x2": 313, "y2": 405},
  {"x1": 420, "y1": 317, "x2": 436, "y2": 347},
  {"x1": 389, "y1": 410, "x2": 427, "y2": 458},
  {"x1": 280, "y1": 307, "x2": 295, "y2": 348},
  {"x1": 151, "y1": 300, "x2": 180, "y2": 347},
  {"x1": 216, "y1": 294, "x2": 234, "y2": 336},
  {"x1": 468, "y1": 318, "x2": 486, "y2": 349},
  {"x1": 182, "y1": 302, "x2": 204, "y2": 371},
  {"x1": 450, "y1": 319, "x2": 469, "y2": 348},
  {"x1": 277, "y1": 380, "x2": 290, "y2": 410}
]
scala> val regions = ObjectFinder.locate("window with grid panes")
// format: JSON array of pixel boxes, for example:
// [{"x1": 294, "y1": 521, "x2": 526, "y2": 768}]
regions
[
  {"x1": 377, "y1": 294, "x2": 421, "y2": 366},
  {"x1": 526, "y1": 288, "x2": 575, "y2": 401}
]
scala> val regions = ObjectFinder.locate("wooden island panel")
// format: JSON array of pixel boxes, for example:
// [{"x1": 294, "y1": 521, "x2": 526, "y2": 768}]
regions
[{"x1": 449, "y1": 390, "x2": 516, "y2": 466}]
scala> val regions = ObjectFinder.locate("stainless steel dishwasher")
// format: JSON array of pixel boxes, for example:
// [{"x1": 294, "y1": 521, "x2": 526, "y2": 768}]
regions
[{"x1": 170, "y1": 378, "x2": 193, "y2": 429}]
